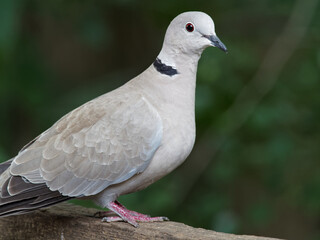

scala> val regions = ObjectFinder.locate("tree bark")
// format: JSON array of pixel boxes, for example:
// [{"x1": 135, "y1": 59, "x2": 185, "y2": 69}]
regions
[{"x1": 0, "y1": 203, "x2": 282, "y2": 240}]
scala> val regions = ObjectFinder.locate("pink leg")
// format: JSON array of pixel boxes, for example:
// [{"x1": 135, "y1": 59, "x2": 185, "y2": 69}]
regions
[
  {"x1": 99, "y1": 201, "x2": 169, "y2": 227},
  {"x1": 114, "y1": 201, "x2": 151, "y2": 218},
  {"x1": 94, "y1": 201, "x2": 150, "y2": 218}
]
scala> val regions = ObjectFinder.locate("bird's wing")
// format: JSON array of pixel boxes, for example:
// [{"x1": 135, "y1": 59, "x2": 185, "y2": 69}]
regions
[{"x1": 10, "y1": 90, "x2": 163, "y2": 197}]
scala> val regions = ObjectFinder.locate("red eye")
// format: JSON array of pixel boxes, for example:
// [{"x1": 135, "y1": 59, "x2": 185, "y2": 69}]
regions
[{"x1": 185, "y1": 23, "x2": 194, "y2": 32}]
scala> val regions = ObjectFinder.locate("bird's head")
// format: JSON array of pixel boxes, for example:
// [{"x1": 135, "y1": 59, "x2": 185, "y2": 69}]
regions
[{"x1": 162, "y1": 11, "x2": 227, "y2": 56}]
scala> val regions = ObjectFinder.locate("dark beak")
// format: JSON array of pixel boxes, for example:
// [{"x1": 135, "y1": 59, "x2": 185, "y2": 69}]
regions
[{"x1": 204, "y1": 35, "x2": 228, "y2": 53}]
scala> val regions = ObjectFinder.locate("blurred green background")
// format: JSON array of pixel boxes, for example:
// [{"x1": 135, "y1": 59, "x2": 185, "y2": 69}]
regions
[{"x1": 0, "y1": 0, "x2": 319, "y2": 239}]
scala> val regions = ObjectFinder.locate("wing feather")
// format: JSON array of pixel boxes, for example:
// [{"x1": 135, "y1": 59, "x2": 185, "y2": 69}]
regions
[{"x1": 10, "y1": 89, "x2": 162, "y2": 197}]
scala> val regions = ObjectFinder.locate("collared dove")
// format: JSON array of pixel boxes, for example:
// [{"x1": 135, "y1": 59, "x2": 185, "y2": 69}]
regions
[{"x1": 0, "y1": 11, "x2": 227, "y2": 227}]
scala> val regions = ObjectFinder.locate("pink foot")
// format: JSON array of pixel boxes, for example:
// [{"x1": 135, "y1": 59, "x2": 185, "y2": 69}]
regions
[{"x1": 98, "y1": 200, "x2": 169, "y2": 227}]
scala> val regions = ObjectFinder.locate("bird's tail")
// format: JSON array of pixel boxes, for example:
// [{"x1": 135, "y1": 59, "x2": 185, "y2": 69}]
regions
[
  {"x1": 0, "y1": 159, "x2": 72, "y2": 217},
  {"x1": 0, "y1": 159, "x2": 12, "y2": 175}
]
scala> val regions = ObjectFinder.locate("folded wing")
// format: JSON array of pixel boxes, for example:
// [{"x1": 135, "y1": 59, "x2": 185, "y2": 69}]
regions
[{"x1": 10, "y1": 90, "x2": 163, "y2": 197}]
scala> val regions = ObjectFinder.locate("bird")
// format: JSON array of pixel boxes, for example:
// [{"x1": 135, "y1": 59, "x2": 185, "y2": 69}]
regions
[{"x1": 0, "y1": 11, "x2": 227, "y2": 227}]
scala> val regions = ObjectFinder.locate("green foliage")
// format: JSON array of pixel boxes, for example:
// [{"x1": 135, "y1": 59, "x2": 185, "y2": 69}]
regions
[{"x1": 0, "y1": 0, "x2": 319, "y2": 239}]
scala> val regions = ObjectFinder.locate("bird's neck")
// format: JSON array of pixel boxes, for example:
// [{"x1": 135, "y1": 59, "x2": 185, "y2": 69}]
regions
[
  {"x1": 156, "y1": 46, "x2": 202, "y2": 77},
  {"x1": 128, "y1": 47, "x2": 203, "y2": 111},
  {"x1": 126, "y1": 48, "x2": 203, "y2": 125}
]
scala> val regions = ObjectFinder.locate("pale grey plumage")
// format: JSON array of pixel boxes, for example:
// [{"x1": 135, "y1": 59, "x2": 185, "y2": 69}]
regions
[
  {"x1": 10, "y1": 88, "x2": 163, "y2": 197},
  {"x1": 0, "y1": 11, "x2": 227, "y2": 221}
]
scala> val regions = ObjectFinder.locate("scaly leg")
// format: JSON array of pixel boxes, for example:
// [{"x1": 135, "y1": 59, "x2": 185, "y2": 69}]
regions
[
  {"x1": 96, "y1": 200, "x2": 169, "y2": 227},
  {"x1": 94, "y1": 201, "x2": 151, "y2": 218}
]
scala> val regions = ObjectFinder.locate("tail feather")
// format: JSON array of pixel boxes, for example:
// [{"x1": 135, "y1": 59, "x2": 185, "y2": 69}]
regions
[
  {"x1": 0, "y1": 194, "x2": 70, "y2": 217},
  {"x1": 0, "y1": 160, "x2": 12, "y2": 175},
  {"x1": 0, "y1": 160, "x2": 72, "y2": 217}
]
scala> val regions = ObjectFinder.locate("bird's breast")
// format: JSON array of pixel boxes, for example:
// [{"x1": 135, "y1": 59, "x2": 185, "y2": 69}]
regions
[{"x1": 143, "y1": 100, "x2": 196, "y2": 180}]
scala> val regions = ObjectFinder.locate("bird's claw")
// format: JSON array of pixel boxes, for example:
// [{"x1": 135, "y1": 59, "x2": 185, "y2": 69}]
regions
[
  {"x1": 161, "y1": 216, "x2": 169, "y2": 221},
  {"x1": 99, "y1": 201, "x2": 169, "y2": 227}
]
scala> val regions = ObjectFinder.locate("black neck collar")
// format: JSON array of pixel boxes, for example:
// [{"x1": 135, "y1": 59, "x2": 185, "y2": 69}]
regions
[{"x1": 153, "y1": 58, "x2": 178, "y2": 76}]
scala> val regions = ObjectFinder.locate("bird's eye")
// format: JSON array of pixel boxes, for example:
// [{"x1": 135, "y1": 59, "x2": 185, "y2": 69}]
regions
[{"x1": 185, "y1": 23, "x2": 194, "y2": 32}]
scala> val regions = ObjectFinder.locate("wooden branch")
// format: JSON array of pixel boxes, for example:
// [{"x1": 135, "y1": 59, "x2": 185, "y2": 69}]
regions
[{"x1": 0, "y1": 203, "x2": 281, "y2": 240}]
